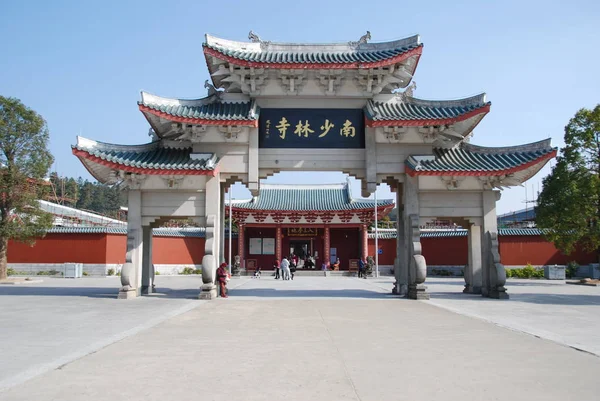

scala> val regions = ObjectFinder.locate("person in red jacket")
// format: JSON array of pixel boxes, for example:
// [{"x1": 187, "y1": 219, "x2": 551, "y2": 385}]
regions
[{"x1": 216, "y1": 262, "x2": 229, "y2": 298}]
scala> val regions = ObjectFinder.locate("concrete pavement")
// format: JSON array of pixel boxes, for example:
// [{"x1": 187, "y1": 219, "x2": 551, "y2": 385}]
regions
[{"x1": 1, "y1": 276, "x2": 599, "y2": 400}]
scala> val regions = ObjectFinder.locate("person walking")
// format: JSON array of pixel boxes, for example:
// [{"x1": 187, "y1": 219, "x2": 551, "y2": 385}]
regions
[
  {"x1": 273, "y1": 259, "x2": 281, "y2": 279},
  {"x1": 216, "y1": 262, "x2": 229, "y2": 297},
  {"x1": 281, "y1": 256, "x2": 291, "y2": 280},
  {"x1": 358, "y1": 258, "x2": 365, "y2": 279}
]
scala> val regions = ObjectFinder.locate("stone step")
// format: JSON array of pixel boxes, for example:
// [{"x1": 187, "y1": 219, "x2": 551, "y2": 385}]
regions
[{"x1": 237, "y1": 270, "x2": 392, "y2": 277}]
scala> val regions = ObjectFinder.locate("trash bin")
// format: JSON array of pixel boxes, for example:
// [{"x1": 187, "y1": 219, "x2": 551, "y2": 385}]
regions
[
  {"x1": 544, "y1": 265, "x2": 565, "y2": 280},
  {"x1": 64, "y1": 263, "x2": 83, "y2": 278}
]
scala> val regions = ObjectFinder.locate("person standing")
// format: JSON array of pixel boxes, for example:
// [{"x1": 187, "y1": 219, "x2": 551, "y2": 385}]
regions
[
  {"x1": 358, "y1": 258, "x2": 365, "y2": 279},
  {"x1": 273, "y1": 259, "x2": 281, "y2": 279},
  {"x1": 281, "y1": 256, "x2": 291, "y2": 280},
  {"x1": 216, "y1": 262, "x2": 229, "y2": 297}
]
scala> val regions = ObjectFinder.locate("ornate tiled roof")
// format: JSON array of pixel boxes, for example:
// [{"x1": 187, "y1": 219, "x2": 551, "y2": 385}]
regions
[
  {"x1": 72, "y1": 137, "x2": 218, "y2": 177},
  {"x1": 369, "y1": 228, "x2": 545, "y2": 239},
  {"x1": 406, "y1": 139, "x2": 557, "y2": 178},
  {"x1": 365, "y1": 94, "x2": 490, "y2": 127},
  {"x1": 232, "y1": 183, "x2": 393, "y2": 212},
  {"x1": 138, "y1": 92, "x2": 258, "y2": 126},
  {"x1": 47, "y1": 227, "x2": 206, "y2": 237},
  {"x1": 203, "y1": 33, "x2": 422, "y2": 70}
]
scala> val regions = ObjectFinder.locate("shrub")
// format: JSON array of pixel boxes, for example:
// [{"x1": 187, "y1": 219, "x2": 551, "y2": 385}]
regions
[
  {"x1": 180, "y1": 267, "x2": 196, "y2": 275},
  {"x1": 566, "y1": 261, "x2": 579, "y2": 278},
  {"x1": 431, "y1": 268, "x2": 453, "y2": 276},
  {"x1": 506, "y1": 264, "x2": 544, "y2": 279},
  {"x1": 155, "y1": 271, "x2": 160, "y2": 275},
  {"x1": 107, "y1": 268, "x2": 115, "y2": 276},
  {"x1": 82, "y1": 271, "x2": 89, "y2": 276},
  {"x1": 7, "y1": 267, "x2": 16, "y2": 276}
]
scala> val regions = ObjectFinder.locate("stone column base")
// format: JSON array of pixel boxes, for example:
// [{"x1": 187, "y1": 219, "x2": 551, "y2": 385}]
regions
[
  {"x1": 199, "y1": 284, "x2": 217, "y2": 300},
  {"x1": 463, "y1": 285, "x2": 482, "y2": 294},
  {"x1": 484, "y1": 287, "x2": 509, "y2": 299},
  {"x1": 392, "y1": 282, "x2": 408, "y2": 296},
  {"x1": 408, "y1": 283, "x2": 430, "y2": 300},
  {"x1": 117, "y1": 289, "x2": 138, "y2": 299},
  {"x1": 141, "y1": 285, "x2": 156, "y2": 295}
]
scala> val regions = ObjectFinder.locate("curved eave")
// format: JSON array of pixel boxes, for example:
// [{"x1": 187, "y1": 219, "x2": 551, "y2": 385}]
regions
[
  {"x1": 365, "y1": 103, "x2": 491, "y2": 128},
  {"x1": 230, "y1": 203, "x2": 394, "y2": 214},
  {"x1": 138, "y1": 104, "x2": 258, "y2": 127},
  {"x1": 74, "y1": 153, "x2": 119, "y2": 185},
  {"x1": 203, "y1": 44, "x2": 423, "y2": 71},
  {"x1": 405, "y1": 149, "x2": 557, "y2": 179},
  {"x1": 72, "y1": 147, "x2": 219, "y2": 177}
]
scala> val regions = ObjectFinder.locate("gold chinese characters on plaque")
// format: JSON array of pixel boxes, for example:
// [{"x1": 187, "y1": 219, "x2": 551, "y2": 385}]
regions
[{"x1": 287, "y1": 227, "x2": 317, "y2": 237}]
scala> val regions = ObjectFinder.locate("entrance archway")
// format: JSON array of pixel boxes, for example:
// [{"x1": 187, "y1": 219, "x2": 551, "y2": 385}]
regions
[{"x1": 72, "y1": 31, "x2": 555, "y2": 300}]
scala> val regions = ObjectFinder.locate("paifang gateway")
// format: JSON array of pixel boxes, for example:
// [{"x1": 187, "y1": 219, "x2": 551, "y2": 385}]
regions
[{"x1": 73, "y1": 31, "x2": 556, "y2": 300}]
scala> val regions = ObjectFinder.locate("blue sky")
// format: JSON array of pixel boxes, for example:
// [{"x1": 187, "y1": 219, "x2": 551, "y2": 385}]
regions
[{"x1": 1, "y1": 0, "x2": 599, "y2": 214}]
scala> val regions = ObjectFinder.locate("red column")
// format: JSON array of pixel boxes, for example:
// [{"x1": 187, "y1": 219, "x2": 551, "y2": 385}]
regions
[
  {"x1": 362, "y1": 224, "x2": 368, "y2": 259},
  {"x1": 238, "y1": 224, "x2": 245, "y2": 269},
  {"x1": 324, "y1": 225, "x2": 330, "y2": 268},
  {"x1": 276, "y1": 225, "x2": 282, "y2": 263}
]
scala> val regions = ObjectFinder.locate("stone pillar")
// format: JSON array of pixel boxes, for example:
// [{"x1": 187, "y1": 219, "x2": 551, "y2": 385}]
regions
[
  {"x1": 141, "y1": 225, "x2": 155, "y2": 295},
  {"x1": 219, "y1": 184, "x2": 226, "y2": 264},
  {"x1": 324, "y1": 225, "x2": 330, "y2": 268},
  {"x1": 393, "y1": 187, "x2": 407, "y2": 296},
  {"x1": 464, "y1": 223, "x2": 482, "y2": 294},
  {"x1": 118, "y1": 189, "x2": 143, "y2": 299},
  {"x1": 248, "y1": 127, "x2": 259, "y2": 196},
  {"x1": 238, "y1": 224, "x2": 245, "y2": 270},
  {"x1": 276, "y1": 225, "x2": 282, "y2": 263},
  {"x1": 480, "y1": 190, "x2": 508, "y2": 299},
  {"x1": 200, "y1": 175, "x2": 221, "y2": 300},
  {"x1": 404, "y1": 175, "x2": 429, "y2": 300},
  {"x1": 361, "y1": 224, "x2": 368, "y2": 259}
]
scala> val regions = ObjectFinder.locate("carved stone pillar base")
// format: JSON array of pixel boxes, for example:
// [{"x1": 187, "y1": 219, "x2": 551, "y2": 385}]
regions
[
  {"x1": 141, "y1": 285, "x2": 156, "y2": 295},
  {"x1": 408, "y1": 283, "x2": 430, "y2": 300},
  {"x1": 118, "y1": 289, "x2": 138, "y2": 299},
  {"x1": 392, "y1": 282, "x2": 408, "y2": 296},
  {"x1": 199, "y1": 284, "x2": 217, "y2": 300},
  {"x1": 484, "y1": 287, "x2": 509, "y2": 299},
  {"x1": 463, "y1": 285, "x2": 482, "y2": 294}
]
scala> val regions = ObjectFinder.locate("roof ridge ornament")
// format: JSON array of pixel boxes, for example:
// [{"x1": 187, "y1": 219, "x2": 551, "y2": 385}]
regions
[
  {"x1": 204, "y1": 80, "x2": 222, "y2": 98},
  {"x1": 396, "y1": 81, "x2": 417, "y2": 103},
  {"x1": 349, "y1": 31, "x2": 371, "y2": 47},
  {"x1": 248, "y1": 30, "x2": 271, "y2": 50}
]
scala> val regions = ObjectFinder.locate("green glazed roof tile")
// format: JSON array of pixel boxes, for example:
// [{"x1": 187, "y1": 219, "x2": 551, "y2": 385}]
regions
[
  {"x1": 73, "y1": 139, "x2": 218, "y2": 171},
  {"x1": 406, "y1": 140, "x2": 556, "y2": 174},
  {"x1": 139, "y1": 98, "x2": 258, "y2": 121},
  {"x1": 203, "y1": 34, "x2": 422, "y2": 66},
  {"x1": 233, "y1": 183, "x2": 393, "y2": 211},
  {"x1": 365, "y1": 94, "x2": 490, "y2": 122}
]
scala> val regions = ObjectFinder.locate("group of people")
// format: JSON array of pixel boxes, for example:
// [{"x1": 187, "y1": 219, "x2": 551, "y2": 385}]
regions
[{"x1": 273, "y1": 256, "x2": 296, "y2": 280}]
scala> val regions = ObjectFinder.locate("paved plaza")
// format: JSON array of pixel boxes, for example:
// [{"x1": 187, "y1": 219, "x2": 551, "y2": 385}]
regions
[{"x1": 1, "y1": 276, "x2": 599, "y2": 400}]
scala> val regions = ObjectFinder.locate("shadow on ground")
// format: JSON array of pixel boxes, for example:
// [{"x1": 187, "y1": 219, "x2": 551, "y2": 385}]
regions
[
  {"x1": 0, "y1": 286, "x2": 201, "y2": 300},
  {"x1": 228, "y1": 288, "x2": 397, "y2": 299}
]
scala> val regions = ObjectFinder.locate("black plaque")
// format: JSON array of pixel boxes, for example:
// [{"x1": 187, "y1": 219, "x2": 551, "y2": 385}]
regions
[{"x1": 259, "y1": 108, "x2": 364, "y2": 148}]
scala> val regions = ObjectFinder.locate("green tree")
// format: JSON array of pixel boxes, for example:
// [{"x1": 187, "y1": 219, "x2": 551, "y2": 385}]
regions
[
  {"x1": 0, "y1": 96, "x2": 54, "y2": 279},
  {"x1": 536, "y1": 105, "x2": 600, "y2": 256}
]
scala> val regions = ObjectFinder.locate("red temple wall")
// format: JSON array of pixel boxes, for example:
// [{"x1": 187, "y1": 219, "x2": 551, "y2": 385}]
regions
[
  {"x1": 499, "y1": 235, "x2": 596, "y2": 265},
  {"x1": 244, "y1": 227, "x2": 277, "y2": 269},
  {"x1": 8, "y1": 234, "x2": 108, "y2": 264},
  {"x1": 329, "y1": 227, "x2": 361, "y2": 270},
  {"x1": 6, "y1": 232, "x2": 596, "y2": 268}
]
